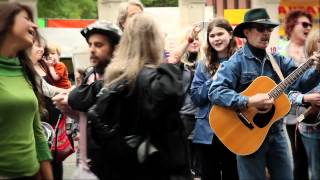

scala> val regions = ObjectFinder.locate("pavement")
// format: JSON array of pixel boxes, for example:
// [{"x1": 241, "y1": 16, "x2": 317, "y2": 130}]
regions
[
  {"x1": 62, "y1": 151, "x2": 201, "y2": 180},
  {"x1": 63, "y1": 150, "x2": 77, "y2": 179}
]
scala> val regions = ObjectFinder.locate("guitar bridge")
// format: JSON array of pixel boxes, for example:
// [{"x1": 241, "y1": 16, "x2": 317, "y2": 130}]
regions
[{"x1": 237, "y1": 111, "x2": 254, "y2": 130}]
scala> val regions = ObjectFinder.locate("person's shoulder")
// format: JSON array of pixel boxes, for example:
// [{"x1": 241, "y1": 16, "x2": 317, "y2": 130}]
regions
[
  {"x1": 139, "y1": 64, "x2": 179, "y2": 80},
  {"x1": 54, "y1": 62, "x2": 66, "y2": 69},
  {"x1": 269, "y1": 51, "x2": 289, "y2": 61},
  {"x1": 268, "y1": 51, "x2": 296, "y2": 68},
  {"x1": 223, "y1": 49, "x2": 242, "y2": 65},
  {"x1": 276, "y1": 38, "x2": 290, "y2": 56},
  {"x1": 83, "y1": 67, "x2": 94, "y2": 77},
  {"x1": 196, "y1": 59, "x2": 206, "y2": 67},
  {"x1": 191, "y1": 59, "x2": 205, "y2": 73},
  {"x1": 229, "y1": 48, "x2": 243, "y2": 59}
]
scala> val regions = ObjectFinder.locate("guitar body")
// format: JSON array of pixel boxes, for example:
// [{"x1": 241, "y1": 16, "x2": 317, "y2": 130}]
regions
[{"x1": 209, "y1": 76, "x2": 291, "y2": 155}]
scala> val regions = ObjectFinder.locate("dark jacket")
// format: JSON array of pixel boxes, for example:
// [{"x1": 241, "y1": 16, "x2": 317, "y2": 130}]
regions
[
  {"x1": 68, "y1": 69, "x2": 103, "y2": 111},
  {"x1": 67, "y1": 69, "x2": 106, "y2": 179},
  {"x1": 136, "y1": 64, "x2": 190, "y2": 177},
  {"x1": 90, "y1": 63, "x2": 191, "y2": 180}
]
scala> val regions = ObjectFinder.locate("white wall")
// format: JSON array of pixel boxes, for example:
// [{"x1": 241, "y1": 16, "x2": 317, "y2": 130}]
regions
[{"x1": 40, "y1": 7, "x2": 214, "y2": 59}]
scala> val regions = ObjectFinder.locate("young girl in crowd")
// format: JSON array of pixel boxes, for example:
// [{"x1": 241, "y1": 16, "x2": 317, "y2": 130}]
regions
[
  {"x1": 289, "y1": 29, "x2": 320, "y2": 180},
  {"x1": 0, "y1": 2, "x2": 52, "y2": 179},
  {"x1": 190, "y1": 17, "x2": 239, "y2": 180}
]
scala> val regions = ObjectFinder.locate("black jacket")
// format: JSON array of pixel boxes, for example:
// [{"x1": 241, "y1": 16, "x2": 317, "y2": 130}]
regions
[
  {"x1": 68, "y1": 69, "x2": 103, "y2": 112},
  {"x1": 90, "y1": 63, "x2": 191, "y2": 180}
]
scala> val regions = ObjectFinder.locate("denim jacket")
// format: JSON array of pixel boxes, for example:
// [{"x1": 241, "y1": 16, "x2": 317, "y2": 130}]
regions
[
  {"x1": 208, "y1": 43, "x2": 320, "y2": 132},
  {"x1": 191, "y1": 58, "x2": 227, "y2": 144}
]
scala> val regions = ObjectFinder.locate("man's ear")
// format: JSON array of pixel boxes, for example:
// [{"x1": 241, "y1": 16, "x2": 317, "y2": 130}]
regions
[
  {"x1": 111, "y1": 45, "x2": 119, "y2": 58},
  {"x1": 243, "y1": 29, "x2": 250, "y2": 38}
]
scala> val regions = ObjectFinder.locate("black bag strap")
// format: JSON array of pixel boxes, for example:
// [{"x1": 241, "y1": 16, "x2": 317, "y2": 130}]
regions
[{"x1": 53, "y1": 113, "x2": 63, "y2": 160}]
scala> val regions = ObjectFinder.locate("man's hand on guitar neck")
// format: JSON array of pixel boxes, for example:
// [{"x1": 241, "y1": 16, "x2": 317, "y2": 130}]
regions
[{"x1": 248, "y1": 93, "x2": 274, "y2": 111}]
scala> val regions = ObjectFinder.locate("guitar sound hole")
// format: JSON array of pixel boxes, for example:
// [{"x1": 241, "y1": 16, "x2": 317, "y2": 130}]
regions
[{"x1": 253, "y1": 105, "x2": 276, "y2": 128}]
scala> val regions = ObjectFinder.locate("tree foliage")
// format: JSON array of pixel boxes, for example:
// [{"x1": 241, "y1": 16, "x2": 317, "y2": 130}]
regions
[
  {"x1": 141, "y1": 0, "x2": 178, "y2": 7},
  {"x1": 38, "y1": 0, "x2": 179, "y2": 18},
  {"x1": 38, "y1": 0, "x2": 97, "y2": 19}
]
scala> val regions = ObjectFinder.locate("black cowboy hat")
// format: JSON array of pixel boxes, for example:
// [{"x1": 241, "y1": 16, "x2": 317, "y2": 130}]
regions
[{"x1": 233, "y1": 8, "x2": 279, "y2": 38}]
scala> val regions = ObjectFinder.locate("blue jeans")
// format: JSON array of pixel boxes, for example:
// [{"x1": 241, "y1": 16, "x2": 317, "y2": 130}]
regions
[
  {"x1": 237, "y1": 127, "x2": 293, "y2": 180},
  {"x1": 301, "y1": 134, "x2": 320, "y2": 180}
]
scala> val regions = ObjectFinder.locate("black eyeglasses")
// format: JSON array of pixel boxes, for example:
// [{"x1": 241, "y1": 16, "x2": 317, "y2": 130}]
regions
[
  {"x1": 299, "y1": 22, "x2": 313, "y2": 29},
  {"x1": 250, "y1": 24, "x2": 274, "y2": 33}
]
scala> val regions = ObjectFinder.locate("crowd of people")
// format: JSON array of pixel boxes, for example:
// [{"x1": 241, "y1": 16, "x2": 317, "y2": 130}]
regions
[{"x1": 0, "y1": 1, "x2": 319, "y2": 180}]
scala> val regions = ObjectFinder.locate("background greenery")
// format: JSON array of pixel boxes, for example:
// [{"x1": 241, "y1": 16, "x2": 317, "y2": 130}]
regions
[
  {"x1": 38, "y1": 0, "x2": 98, "y2": 19},
  {"x1": 38, "y1": 0, "x2": 178, "y2": 18},
  {"x1": 142, "y1": 0, "x2": 178, "y2": 7}
]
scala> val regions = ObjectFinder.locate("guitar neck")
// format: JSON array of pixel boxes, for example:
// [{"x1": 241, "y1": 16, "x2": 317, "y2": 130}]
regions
[{"x1": 268, "y1": 57, "x2": 314, "y2": 99}]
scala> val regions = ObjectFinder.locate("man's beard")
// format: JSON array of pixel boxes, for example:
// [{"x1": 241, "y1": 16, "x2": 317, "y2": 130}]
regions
[{"x1": 94, "y1": 59, "x2": 110, "y2": 75}]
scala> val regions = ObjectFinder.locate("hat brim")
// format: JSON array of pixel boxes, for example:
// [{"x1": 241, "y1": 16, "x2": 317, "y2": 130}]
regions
[
  {"x1": 233, "y1": 21, "x2": 279, "y2": 38},
  {"x1": 81, "y1": 29, "x2": 121, "y2": 45}
]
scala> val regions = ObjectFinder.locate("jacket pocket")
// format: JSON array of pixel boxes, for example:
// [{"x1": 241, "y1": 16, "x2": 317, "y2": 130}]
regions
[
  {"x1": 195, "y1": 105, "x2": 209, "y2": 119},
  {"x1": 239, "y1": 72, "x2": 259, "y2": 91}
]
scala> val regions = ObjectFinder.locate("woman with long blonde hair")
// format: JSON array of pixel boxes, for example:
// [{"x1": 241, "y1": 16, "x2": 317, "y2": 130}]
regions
[
  {"x1": 116, "y1": 0, "x2": 144, "y2": 31},
  {"x1": 105, "y1": 13, "x2": 164, "y2": 87},
  {"x1": 90, "y1": 13, "x2": 193, "y2": 180}
]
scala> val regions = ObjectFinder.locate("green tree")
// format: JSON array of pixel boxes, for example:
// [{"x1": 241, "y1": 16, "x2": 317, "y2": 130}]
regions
[
  {"x1": 141, "y1": 0, "x2": 178, "y2": 7},
  {"x1": 38, "y1": 0, "x2": 97, "y2": 19}
]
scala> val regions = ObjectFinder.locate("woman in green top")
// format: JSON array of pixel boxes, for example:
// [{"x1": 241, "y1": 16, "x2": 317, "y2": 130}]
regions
[{"x1": 0, "y1": 2, "x2": 53, "y2": 179}]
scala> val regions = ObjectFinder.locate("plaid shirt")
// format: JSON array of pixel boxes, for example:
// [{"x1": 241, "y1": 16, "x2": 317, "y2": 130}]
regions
[{"x1": 289, "y1": 86, "x2": 320, "y2": 139}]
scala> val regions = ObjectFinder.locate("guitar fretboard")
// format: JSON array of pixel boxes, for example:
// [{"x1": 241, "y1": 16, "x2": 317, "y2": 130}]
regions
[{"x1": 269, "y1": 57, "x2": 314, "y2": 99}]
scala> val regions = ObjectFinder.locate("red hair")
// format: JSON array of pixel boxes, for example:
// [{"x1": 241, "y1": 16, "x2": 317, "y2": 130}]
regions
[{"x1": 284, "y1": 10, "x2": 313, "y2": 39}]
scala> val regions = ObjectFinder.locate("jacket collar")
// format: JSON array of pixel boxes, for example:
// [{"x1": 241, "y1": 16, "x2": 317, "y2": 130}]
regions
[{"x1": 242, "y1": 43, "x2": 269, "y2": 62}]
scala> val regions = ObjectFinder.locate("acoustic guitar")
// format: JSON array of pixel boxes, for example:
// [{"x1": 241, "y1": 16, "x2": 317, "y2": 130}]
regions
[{"x1": 209, "y1": 56, "x2": 315, "y2": 155}]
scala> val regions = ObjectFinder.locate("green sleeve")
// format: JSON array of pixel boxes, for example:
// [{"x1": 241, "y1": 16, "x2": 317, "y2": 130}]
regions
[{"x1": 33, "y1": 111, "x2": 52, "y2": 161}]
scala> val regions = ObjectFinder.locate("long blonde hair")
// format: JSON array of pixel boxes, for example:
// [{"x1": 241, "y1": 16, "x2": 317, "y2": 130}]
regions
[
  {"x1": 116, "y1": 0, "x2": 144, "y2": 30},
  {"x1": 178, "y1": 27, "x2": 204, "y2": 67},
  {"x1": 305, "y1": 29, "x2": 320, "y2": 57},
  {"x1": 105, "y1": 13, "x2": 164, "y2": 87}
]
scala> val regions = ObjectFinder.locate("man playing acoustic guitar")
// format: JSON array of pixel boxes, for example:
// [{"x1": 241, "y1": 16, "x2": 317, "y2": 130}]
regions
[{"x1": 208, "y1": 8, "x2": 320, "y2": 180}]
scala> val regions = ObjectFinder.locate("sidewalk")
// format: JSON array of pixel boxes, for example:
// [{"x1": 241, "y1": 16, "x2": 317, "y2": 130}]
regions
[
  {"x1": 62, "y1": 152, "x2": 202, "y2": 180},
  {"x1": 63, "y1": 152, "x2": 77, "y2": 179}
]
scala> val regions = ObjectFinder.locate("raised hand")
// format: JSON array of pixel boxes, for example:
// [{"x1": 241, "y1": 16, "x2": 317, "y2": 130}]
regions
[{"x1": 188, "y1": 24, "x2": 202, "y2": 43}]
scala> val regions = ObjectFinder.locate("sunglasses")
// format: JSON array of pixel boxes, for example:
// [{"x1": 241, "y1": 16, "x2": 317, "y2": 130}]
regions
[
  {"x1": 250, "y1": 24, "x2": 274, "y2": 33},
  {"x1": 298, "y1": 22, "x2": 313, "y2": 29}
]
